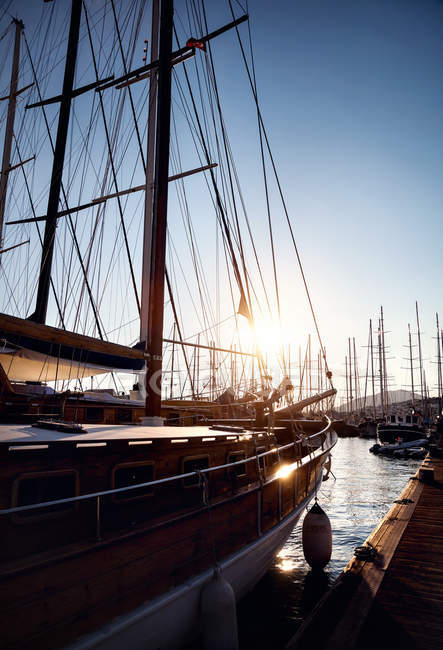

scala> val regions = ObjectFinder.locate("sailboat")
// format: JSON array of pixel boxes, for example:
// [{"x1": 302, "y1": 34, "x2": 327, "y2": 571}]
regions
[
  {"x1": 369, "y1": 307, "x2": 429, "y2": 454},
  {"x1": 0, "y1": 1, "x2": 337, "y2": 648}
]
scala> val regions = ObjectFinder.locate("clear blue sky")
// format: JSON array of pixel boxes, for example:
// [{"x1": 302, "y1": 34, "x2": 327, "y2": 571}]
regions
[
  {"x1": 246, "y1": 0, "x2": 443, "y2": 401},
  {"x1": 1, "y1": 0, "x2": 442, "y2": 403}
]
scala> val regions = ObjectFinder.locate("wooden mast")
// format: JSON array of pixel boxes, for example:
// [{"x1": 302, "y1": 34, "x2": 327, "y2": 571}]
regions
[
  {"x1": 140, "y1": 0, "x2": 159, "y2": 345},
  {"x1": 0, "y1": 18, "x2": 24, "y2": 249},
  {"x1": 144, "y1": 0, "x2": 174, "y2": 421},
  {"x1": 30, "y1": 0, "x2": 82, "y2": 324}
]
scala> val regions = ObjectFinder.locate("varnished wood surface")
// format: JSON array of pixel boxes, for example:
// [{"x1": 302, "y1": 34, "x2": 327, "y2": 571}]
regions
[
  {"x1": 0, "y1": 425, "x2": 332, "y2": 649},
  {"x1": 0, "y1": 312, "x2": 146, "y2": 359},
  {"x1": 356, "y1": 456, "x2": 443, "y2": 650},
  {"x1": 286, "y1": 456, "x2": 443, "y2": 650}
]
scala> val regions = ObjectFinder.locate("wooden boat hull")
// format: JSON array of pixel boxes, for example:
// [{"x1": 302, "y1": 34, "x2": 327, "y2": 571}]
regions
[
  {"x1": 67, "y1": 492, "x2": 311, "y2": 650},
  {"x1": 0, "y1": 423, "x2": 336, "y2": 649}
]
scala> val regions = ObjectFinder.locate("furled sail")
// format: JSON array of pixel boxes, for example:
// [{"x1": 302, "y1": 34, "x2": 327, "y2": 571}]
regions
[{"x1": 0, "y1": 313, "x2": 145, "y2": 381}]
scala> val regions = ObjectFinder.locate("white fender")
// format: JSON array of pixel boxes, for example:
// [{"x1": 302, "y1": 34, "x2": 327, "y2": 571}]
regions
[
  {"x1": 302, "y1": 502, "x2": 332, "y2": 569},
  {"x1": 200, "y1": 568, "x2": 239, "y2": 650}
]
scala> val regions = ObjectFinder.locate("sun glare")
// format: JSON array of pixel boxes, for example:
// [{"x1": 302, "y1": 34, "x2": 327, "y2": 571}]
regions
[
  {"x1": 253, "y1": 317, "x2": 283, "y2": 357},
  {"x1": 275, "y1": 462, "x2": 297, "y2": 479},
  {"x1": 277, "y1": 558, "x2": 296, "y2": 572}
]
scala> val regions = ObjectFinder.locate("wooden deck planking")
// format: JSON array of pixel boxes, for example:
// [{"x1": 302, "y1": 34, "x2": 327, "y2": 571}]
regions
[
  {"x1": 286, "y1": 455, "x2": 443, "y2": 650},
  {"x1": 357, "y1": 457, "x2": 443, "y2": 650}
]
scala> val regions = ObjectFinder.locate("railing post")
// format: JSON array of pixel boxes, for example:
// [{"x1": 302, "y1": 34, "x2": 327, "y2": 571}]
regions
[
  {"x1": 253, "y1": 437, "x2": 263, "y2": 536},
  {"x1": 96, "y1": 495, "x2": 101, "y2": 541}
]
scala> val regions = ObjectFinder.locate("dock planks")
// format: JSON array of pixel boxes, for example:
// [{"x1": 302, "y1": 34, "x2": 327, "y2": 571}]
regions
[{"x1": 286, "y1": 456, "x2": 443, "y2": 650}]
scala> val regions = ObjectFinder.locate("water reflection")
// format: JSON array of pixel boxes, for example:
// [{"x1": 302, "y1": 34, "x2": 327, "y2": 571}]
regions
[
  {"x1": 300, "y1": 570, "x2": 330, "y2": 617},
  {"x1": 237, "y1": 437, "x2": 422, "y2": 649},
  {"x1": 276, "y1": 555, "x2": 296, "y2": 573}
]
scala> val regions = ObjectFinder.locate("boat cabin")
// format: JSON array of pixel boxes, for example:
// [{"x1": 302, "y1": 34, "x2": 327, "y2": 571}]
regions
[{"x1": 386, "y1": 413, "x2": 421, "y2": 427}]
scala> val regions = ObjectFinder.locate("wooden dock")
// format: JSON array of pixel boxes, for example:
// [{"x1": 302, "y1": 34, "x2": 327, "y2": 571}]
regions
[{"x1": 286, "y1": 454, "x2": 443, "y2": 650}]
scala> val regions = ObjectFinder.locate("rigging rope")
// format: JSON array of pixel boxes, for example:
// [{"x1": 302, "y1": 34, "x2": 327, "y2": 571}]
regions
[{"x1": 228, "y1": 0, "x2": 334, "y2": 388}]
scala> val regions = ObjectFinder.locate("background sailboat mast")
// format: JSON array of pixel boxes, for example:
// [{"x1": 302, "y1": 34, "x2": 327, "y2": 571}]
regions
[
  {"x1": 415, "y1": 301, "x2": 425, "y2": 412},
  {"x1": 378, "y1": 320, "x2": 385, "y2": 418},
  {"x1": 145, "y1": 0, "x2": 173, "y2": 419},
  {"x1": 348, "y1": 337, "x2": 353, "y2": 412},
  {"x1": 380, "y1": 306, "x2": 389, "y2": 411},
  {"x1": 30, "y1": 0, "x2": 82, "y2": 324},
  {"x1": 369, "y1": 319, "x2": 376, "y2": 419},
  {"x1": 408, "y1": 322, "x2": 415, "y2": 407},
  {"x1": 436, "y1": 313, "x2": 442, "y2": 415},
  {"x1": 0, "y1": 18, "x2": 24, "y2": 249}
]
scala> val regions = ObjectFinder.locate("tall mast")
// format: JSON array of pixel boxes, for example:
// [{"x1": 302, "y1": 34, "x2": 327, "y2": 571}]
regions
[
  {"x1": 415, "y1": 301, "x2": 425, "y2": 412},
  {"x1": 308, "y1": 334, "x2": 311, "y2": 396},
  {"x1": 369, "y1": 319, "x2": 376, "y2": 419},
  {"x1": 0, "y1": 18, "x2": 24, "y2": 249},
  {"x1": 353, "y1": 336, "x2": 358, "y2": 412},
  {"x1": 30, "y1": 0, "x2": 82, "y2": 324},
  {"x1": 378, "y1": 320, "x2": 385, "y2": 419},
  {"x1": 436, "y1": 313, "x2": 442, "y2": 416},
  {"x1": 348, "y1": 337, "x2": 353, "y2": 412},
  {"x1": 298, "y1": 345, "x2": 303, "y2": 400},
  {"x1": 408, "y1": 322, "x2": 415, "y2": 408},
  {"x1": 170, "y1": 322, "x2": 175, "y2": 400},
  {"x1": 362, "y1": 330, "x2": 369, "y2": 415},
  {"x1": 380, "y1": 306, "x2": 389, "y2": 412},
  {"x1": 140, "y1": 0, "x2": 159, "y2": 344},
  {"x1": 197, "y1": 333, "x2": 200, "y2": 398},
  {"x1": 144, "y1": 0, "x2": 174, "y2": 420}
]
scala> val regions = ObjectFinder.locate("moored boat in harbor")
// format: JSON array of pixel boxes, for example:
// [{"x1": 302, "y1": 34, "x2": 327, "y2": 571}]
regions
[
  {"x1": 376, "y1": 412, "x2": 428, "y2": 445},
  {"x1": 0, "y1": 0, "x2": 337, "y2": 647}
]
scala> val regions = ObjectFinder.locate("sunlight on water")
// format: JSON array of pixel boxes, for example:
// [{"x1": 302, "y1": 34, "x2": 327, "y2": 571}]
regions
[{"x1": 237, "y1": 437, "x2": 423, "y2": 649}]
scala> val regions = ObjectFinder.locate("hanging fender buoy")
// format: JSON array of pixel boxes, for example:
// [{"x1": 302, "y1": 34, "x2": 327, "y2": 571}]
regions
[
  {"x1": 200, "y1": 568, "x2": 239, "y2": 650},
  {"x1": 302, "y1": 502, "x2": 332, "y2": 569},
  {"x1": 322, "y1": 454, "x2": 332, "y2": 481}
]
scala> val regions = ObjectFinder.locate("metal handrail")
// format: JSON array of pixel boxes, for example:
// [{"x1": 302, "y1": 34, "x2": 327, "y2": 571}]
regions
[{"x1": 1, "y1": 417, "x2": 331, "y2": 516}]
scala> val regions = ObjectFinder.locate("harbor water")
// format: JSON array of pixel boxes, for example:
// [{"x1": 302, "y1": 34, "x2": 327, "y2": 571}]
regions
[{"x1": 237, "y1": 437, "x2": 423, "y2": 649}]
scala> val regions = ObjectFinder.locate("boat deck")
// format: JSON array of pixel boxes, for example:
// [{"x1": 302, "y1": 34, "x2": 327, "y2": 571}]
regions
[
  {"x1": 286, "y1": 454, "x2": 443, "y2": 650},
  {"x1": 0, "y1": 423, "x2": 255, "y2": 443}
]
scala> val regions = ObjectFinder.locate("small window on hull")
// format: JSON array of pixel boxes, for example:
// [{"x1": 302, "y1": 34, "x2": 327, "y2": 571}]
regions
[
  {"x1": 228, "y1": 451, "x2": 247, "y2": 478},
  {"x1": 12, "y1": 471, "x2": 78, "y2": 520},
  {"x1": 406, "y1": 415, "x2": 411, "y2": 424},
  {"x1": 112, "y1": 462, "x2": 154, "y2": 501},
  {"x1": 182, "y1": 455, "x2": 209, "y2": 487}
]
